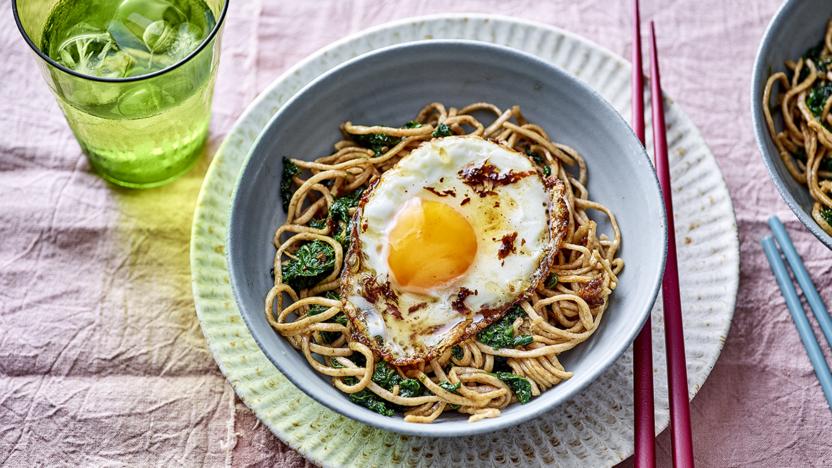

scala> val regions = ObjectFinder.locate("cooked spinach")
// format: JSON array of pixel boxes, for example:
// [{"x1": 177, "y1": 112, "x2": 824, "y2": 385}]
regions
[
  {"x1": 797, "y1": 41, "x2": 831, "y2": 81},
  {"x1": 329, "y1": 188, "x2": 363, "y2": 224},
  {"x1": 821, "y1": 207, "x2": 832, "y2": 226},
  {"x1": 819, "y1": 157, "x2": 831, "y2": 171},
  {"x1": 308, "y1": 217, "x2": 327, "y2": 229},
  {"x1": 792, "y1": 149, "x2": 832, "y2": 171},
  {"x1": 308, "y1": 290, "x2": 340, "y2": 315},
  {"x1": 344, "y1": 376, "x2": 395, "y2": 416},
  {"x1": 477, "y1": 306, "x2": 533, "y2": 349},
  {"x1": 328, "y1": 188, "x2": 364, "y2": 249},
  {"x1": 817, "y1": 58, "x2": 832, "y2": 75},
  {"x1": 398, "y1": 378, "x2": 423, "y2": 398},
  {"x1": 349, "y1": 121, "x2": 424, "y2": 155},
  {"x1": 280, "y1": 157, "x2": 299, "y2": 213},
  {"x1": 439, "y1": 381, "x2": 461, "y2": 394},
  {"x1": 352, "y1": 132, "x2": 401, "y2": 156},
  {"x1": 281, "y1": 240, "x2": 335, "y2": 290},
  {"x1": 432, "y1": 122, "x2": 452, "y2": 138},
  {"x1": 512, "y1": 335, "x2": 534, "y2": 347},
  {"x1": 545, "y1": 273, "x2": 559, "y2": 290},
  {"x1": 371, "y1": 361, "x2": 426, "y2": 400},
  {"x1": 372, "y1": 361, "x2": 402, "y2": 390},
  {"x1": 307, "y1": 304, "x2": 329, "y2": 316},
  {"x1": 492, "y1": 372, "x2": 532, "y2": 404},
  {"x1": 804, "y1": 41, "x2": 825, "y2": 63},
  {"x1": 349, "y1": 352, "x2": 367, "y2": 369},
  {"x1": 526, "y1": 149, "x2": 552, "y2": 177},
  {"x1": 807, "y1": 81, "x2": 832, "y2": 117},
  {"x1": 795, "y1": 148, "x2": 807, "y2": 162},
  {"x1": 334, "y1": 223, "x2": 351, "y2": 250},
  {"x1": 320, "y1": 328, "x2": 343, "y2": 344},
  {"x1": 492, "y1": 356, "x2": 511, "y2": 373},
  {"x1": 451, "y1": 345, "x2": 463, "y2": 360},
  {"x1": 804, "y1": 34, "x2": 832, "y2": 117}
]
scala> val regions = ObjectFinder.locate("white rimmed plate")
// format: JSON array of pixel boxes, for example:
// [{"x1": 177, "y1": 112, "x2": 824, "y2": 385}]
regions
[{"x1": 191, "y1": 14, "x2": 739, "y2": 467}]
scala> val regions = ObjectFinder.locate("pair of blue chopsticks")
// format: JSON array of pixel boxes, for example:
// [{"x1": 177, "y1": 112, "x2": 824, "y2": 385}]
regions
[{"x1": 762, "y1": 216, "x2": 832, "y2": 411}]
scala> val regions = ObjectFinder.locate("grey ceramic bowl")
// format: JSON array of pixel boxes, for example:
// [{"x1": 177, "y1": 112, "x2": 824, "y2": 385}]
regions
[
  {"x1": 752, "y1": 0, "x2": 832, "y2": 248},
  {"x1": 228, "y1": 40, "x2": 667, "y2": 437}
]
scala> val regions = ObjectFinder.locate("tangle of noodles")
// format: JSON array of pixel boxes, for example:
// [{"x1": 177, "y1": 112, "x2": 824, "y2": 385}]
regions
[
  {"x1": 266, "y1": 102, "x2": 624, "y2": 423},
  {"x1": 763, "y1": 19, "x2": 832, "y2": 234}
]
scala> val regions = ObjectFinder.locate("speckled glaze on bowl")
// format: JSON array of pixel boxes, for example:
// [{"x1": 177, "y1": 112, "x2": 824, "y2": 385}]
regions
[
  {"x1": 226, "y1": 40, "x2": 667, "y2": 438},
  {"x1": 752, "y1": 0, "x2": 832, "y2": 249}
]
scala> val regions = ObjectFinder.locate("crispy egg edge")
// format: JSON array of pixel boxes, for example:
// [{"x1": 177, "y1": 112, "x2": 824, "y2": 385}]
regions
[{"x1": 339, "y1": 136, "x2": 570, "y2": 367}]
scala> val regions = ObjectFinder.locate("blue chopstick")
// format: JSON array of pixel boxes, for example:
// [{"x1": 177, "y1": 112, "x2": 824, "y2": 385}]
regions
[
  {"x1": 761, "y1": 235, "x2": 832, "y2": 411},
  {"x1": 768, "y1": 216, "x2": 832, "y2": 349}
]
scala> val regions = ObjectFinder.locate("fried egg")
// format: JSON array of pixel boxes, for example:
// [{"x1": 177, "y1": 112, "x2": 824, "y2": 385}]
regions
[{"x1": 341, "y1": 136, "x2": 568, "y2": 366}]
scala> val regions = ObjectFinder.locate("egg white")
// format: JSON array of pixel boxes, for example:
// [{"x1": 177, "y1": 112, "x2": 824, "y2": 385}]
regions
[{"x1": 341, "y1": 136, "x2": 557, "y2": 364}]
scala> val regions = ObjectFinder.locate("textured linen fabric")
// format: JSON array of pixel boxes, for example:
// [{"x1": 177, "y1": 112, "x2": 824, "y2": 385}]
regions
[{"x1": 1, "y1": 0, "x2": 830, "y2": 466}]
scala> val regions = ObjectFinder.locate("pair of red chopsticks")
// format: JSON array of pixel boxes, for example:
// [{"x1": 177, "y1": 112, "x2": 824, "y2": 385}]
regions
[{"x1": 631, "y1": 0, "x2": 694, "y2": 467}]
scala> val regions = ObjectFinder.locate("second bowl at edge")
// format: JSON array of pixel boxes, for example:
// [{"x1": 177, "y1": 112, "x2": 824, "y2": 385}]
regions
[{"x1": 752, "y1": 0, "x2": 832, "y2": 248}]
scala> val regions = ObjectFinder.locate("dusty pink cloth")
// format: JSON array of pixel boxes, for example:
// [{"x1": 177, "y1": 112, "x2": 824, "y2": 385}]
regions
[{"x1": 1, "y1": 0, "x2": 831, "y2": 466}]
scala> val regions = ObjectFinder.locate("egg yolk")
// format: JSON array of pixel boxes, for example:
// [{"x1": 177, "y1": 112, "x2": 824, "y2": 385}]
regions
[{"x1": 387, "y1": 198, "x2": 477, "y2": 290}]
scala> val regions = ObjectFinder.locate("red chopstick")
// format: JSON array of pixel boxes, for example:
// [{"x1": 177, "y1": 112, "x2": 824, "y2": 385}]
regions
[
  {"x1": 649, "y1": 21, "x2": 695, "y2": 468},
  {"x1": 631, "y1": 1, "x2": 656, "y2": 467}
]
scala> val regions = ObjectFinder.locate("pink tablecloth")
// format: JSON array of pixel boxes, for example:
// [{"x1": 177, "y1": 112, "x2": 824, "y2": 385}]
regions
[{"x1": 1, "y1": 0, "x2": 831, "y2": 466}]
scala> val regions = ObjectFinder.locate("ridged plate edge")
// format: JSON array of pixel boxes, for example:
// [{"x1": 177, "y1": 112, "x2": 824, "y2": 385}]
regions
[{"x1": 190, "y1": 14, "x2": 739, "y2": 468}]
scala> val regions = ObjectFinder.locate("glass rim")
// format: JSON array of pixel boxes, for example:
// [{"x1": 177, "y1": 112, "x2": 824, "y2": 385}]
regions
[{"x1": 12, "y1": 0, "x2": 230, "y2": 84}]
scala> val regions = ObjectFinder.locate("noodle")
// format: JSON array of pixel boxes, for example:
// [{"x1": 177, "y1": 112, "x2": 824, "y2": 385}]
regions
[
  {"x1": 265, "y1": 102, "x2": 623, "y2": 423},
  {"x1": 763, "y1": 19, "x2": 832, "y2": 234}
]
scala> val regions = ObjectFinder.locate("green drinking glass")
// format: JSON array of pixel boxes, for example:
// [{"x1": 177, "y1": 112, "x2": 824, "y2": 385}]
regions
[{"x1": 13, "y1": 0, "x2": 229, "y2": 188}]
